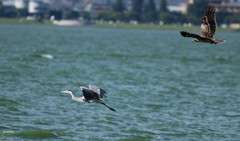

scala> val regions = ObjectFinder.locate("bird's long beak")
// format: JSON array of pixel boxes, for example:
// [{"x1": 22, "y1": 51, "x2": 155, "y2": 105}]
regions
[{"x1": 61, "y1": 90, "x2": 68, "y2": 94}]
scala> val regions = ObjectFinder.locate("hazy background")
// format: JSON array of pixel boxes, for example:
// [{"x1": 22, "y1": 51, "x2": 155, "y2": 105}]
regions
[{"x1": 0, "y1": 0, "x2": 240, "y2": 28}]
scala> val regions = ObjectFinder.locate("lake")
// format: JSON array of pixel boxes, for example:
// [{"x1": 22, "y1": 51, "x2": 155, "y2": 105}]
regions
[{"x1": 0, "y1": 24, "x2": 240, "y2": 140}]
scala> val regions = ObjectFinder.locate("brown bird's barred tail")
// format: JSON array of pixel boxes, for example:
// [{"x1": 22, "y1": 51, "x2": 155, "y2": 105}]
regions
[{"x1": 213, "y1": 39, "x2": 226, "y2": 44}]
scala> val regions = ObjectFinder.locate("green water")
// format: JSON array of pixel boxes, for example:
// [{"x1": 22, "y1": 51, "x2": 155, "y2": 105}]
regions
[{"x1": 0, "y1": 24, "x2": 240, "y2": 140}]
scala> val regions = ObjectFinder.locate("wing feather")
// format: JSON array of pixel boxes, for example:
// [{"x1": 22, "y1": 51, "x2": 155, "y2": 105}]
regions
[
  {"x1": 88, "y1": 85, "x2": 106, "y2": 99},
  {"x1": 201, "y1": 6, "x2": 216, "y2": 38},
  {"x1": 180, "y1": 31, "x2": 202, "y2": 39},
  {"x1": 82, "y1": 88, "x2": 99, "y2": 100}
]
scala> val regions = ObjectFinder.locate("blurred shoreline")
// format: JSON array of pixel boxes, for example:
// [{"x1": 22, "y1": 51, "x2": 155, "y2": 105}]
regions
[
  {"x1": 92, "y1": 23, "x2": 240, "y2": 32},
  {"x1": 0, "y1": 18, "x2": 239, "y2": 32}
]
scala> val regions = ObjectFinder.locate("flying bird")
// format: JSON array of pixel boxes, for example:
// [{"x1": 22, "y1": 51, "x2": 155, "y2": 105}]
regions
[
  {"x1": 180, "y1": 5, "x2": 225, "y2": 44},
  {"x1": 61, "y1": 85, "x2": 116, "y2": 112}
]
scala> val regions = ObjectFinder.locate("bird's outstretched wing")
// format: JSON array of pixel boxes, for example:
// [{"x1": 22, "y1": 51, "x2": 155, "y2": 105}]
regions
[
  {"x1": 88, "y1": 85, "x2": 107, "y2": 99},
  {"x1": 200, "y1": 6, "x2": 216, "y2": 38},
  {"x1": 180, "y1": 31, "x2": 202, "y2": 39},
  {"x1": 81, "y1": 88, "x2": 99, "y2": 100}
]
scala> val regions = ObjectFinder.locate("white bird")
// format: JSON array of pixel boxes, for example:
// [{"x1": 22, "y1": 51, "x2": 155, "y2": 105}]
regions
[{"x1": 61, "y1": 85, "x2": 116, "y2": 112}]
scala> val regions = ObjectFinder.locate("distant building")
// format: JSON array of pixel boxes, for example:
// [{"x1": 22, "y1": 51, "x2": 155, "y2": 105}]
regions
[
  {"x1": 84, "y1": 0, "x2": 113, "y2": 13},
  {"x1": 210, "y1": 0, "x2": 240, "y2": 13},
  {"x1": 14, "y1": 0, "x2": 29, "y2": 9},
  {"x1": 42, "y1": 0, "x2": 62, "y2": 10},
  {"x1": 115, "y1": 0, "x2": 192, "y2": 14},
  {"x1": 2, "y1": 0, "x2": 15, "y2": 7},
  {"x1": 123, "y1": 0, "x2": 131, "y2": 11},
  {"x1": 28, "y1": 0, "x2": 49, "y2": 19},
  {"x1": 2, "y1": 5, "x2": 16, "y2": 13},
  {"x1": 2, "y1": 0, "x2": 16, "y2": 17},
  {"x1": 167, "y1": 0, "x2": 192, "y2": 14},
  {"x1": 28, "y1": 0, "x2": 48, "y2": 13}
]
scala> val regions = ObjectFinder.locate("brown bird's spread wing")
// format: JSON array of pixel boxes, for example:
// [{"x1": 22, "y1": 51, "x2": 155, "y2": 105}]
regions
[
  {"x1": 180, "y1": 31, "x2": 202, "y2": 39},
  {"x1": 200, "y1": 6, "x2": 216, "y2": 38}
]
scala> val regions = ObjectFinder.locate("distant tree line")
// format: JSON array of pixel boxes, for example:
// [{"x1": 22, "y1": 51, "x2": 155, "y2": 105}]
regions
[
  {"x1": 96, "y1": 0, "x2": 184, "y2": 24},
  {"x1": 0, "y1": 0, "x2": 240, "y2": 25},
  {"x1": 96, "y1": 0, "x2": 240, "y2": 25},
  {"x1": 187, "y1": 0, "x2": 240, "y2": 25}
]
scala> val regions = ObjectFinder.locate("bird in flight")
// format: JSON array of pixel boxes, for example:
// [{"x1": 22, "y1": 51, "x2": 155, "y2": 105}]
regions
[
  {"x1": 180, "y1": 5, "x2": 225, "y2": 44},
  {"x1": 61, "y1": 85, "x2": 116, "y2": 112}
]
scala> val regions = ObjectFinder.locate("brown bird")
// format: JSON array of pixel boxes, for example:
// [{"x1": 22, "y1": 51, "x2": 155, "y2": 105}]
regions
[{"x1": 180, "y1": 5, "x2": 225, "y2": 44}]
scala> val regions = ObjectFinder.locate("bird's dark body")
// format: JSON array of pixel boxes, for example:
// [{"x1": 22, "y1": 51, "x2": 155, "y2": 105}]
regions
[{"x1": 82, "y1": 89, "x2": 100, "y2": 101}]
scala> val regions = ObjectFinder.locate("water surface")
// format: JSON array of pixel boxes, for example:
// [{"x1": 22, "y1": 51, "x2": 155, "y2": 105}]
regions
[{"x1": 0, "y1": 24, "x2": 240, "y2": 140}]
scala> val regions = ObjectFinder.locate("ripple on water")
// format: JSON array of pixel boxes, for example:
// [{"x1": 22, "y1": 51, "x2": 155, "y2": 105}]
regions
[
  {"x1": 1, "y1": 25, "x2": 240, "y2": 141},
  {"x1": 8, "y1": 57, "x2": 32, "y2": 62},
  {"x1": 17, "y1": 130, "x2": 58, "y2": 139},
  {"x1": 119, "y1": 135, "x2": 155, "y2": 141},
  {"x1": 73, "y1": 82, "x2": 86, "y2": 87},
  {"x1": 18, "y1": 64, "x2": 33, "y2": 69},
  {"x1": 212, "y1": 56, "x2": 227, "y2": 62},
  {"x1": 0, "y1": 126, "x2": 11, "y2": 130},
  {"x1": 0, "y1": 130, "x2": 15, "y2": 136},
  {"x1": 222, "y1": 111, "x2": 240, "y2": 118},
  {"x1": 0, "y1": 97, "x2": 18, "y2": 106}
]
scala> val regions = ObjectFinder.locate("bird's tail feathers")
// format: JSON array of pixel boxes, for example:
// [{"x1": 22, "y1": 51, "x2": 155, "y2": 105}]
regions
[
  {"x1": 214, "y1": 39, "x2": 226, "y2": 44},
  {"x1": 101, "y1": 103, "x2": 116, "y2": 112}
]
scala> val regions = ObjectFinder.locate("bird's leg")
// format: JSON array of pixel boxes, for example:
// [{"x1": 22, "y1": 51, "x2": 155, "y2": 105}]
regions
[{"x1": 101, "y1": 103, "x2": 116, "y2": 112}]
